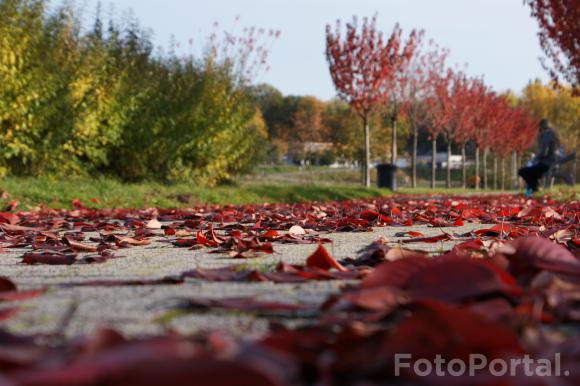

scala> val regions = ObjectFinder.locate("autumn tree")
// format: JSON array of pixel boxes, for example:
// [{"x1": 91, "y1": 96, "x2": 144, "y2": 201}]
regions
[
  {"x1": 382, "y1": 28, "x2": 422, "y2": 166},
  {"x1": 399, "y1": 40, "x2": 448, "y2": 188},
  {"x1": 326, "y1": 15, "x2": 401, "y2": 187},
  {"x1": 526, "y1": 0, "x2": 580, "y2": 93}
]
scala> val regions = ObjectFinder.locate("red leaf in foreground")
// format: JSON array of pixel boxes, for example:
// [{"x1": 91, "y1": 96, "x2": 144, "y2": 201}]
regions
[
  {"x1": 362, "y1": 257, "x2": 433, "y2": 289},
  {"x1": 306, "y1": 245, "x2": 346, "y2": 272},
  {"x1": 0, "y1": 277, "x2": 17, "y2": 292},
  {"x1": 0, "y1": 307, "x2": 20, "y2": 321},
  {"x1": 405, "y1": 258, "x2": 521, "y2": 301},
  {"x1": 385, "y1": 300, "x2": 523, "y2": 363},
  {"x1": 0, "y1": 277, "x2": 45, "y2": 302},
  {"x1": 0, "y1": 289, "x2": 45, "y2": 302},
  {"x1": 500, "y1": 236, "x2": 580, "y2": 280},
  {"x1": 362, "y1": 256, "x2": 520, "y2": 302}
]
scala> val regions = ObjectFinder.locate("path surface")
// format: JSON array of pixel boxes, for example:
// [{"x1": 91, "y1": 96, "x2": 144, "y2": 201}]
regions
[{"x1": 1, "y1": 223, "x2": 487, "y2": 339}]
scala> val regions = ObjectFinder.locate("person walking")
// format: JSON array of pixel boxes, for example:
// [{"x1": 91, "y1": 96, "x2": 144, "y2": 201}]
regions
[{"x1": 518, "y1": 119, "x2": 559, "y2": 197}]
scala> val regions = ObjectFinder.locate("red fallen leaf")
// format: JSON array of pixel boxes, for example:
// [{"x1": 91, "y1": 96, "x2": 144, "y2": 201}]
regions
[
  {"x1": 0, "y1": 277, "x2": 17, "y2": 292},
  {"x1": 63, "y1": 237, "x2": 98, "y2": 252},
  {"x1": 0, "y1": 223, "x2": 42, "y2": 233},
  {"x1": 4, "y1": 200, "x2": 18, "y2": 211},
  {"x1": 384, "y1": 300, "x2": 523, "y2": 364},
  {"x1": 499, "y1": 236, "x2": 580, "y2": 281},
  {"x1": 453, "y1": 218, "x2": 464, "y2": 226},
  {"x1": 362, "y1": 257, "x2": 433, "y2": 289},
  {"x1": 0, "y1": 212, "x2": 19, "y2": 224},
  {"x1": 451, "y1": 238, "x2": 485, "y2": 256},
  {"x1": 71, "y1": 198, "x2": 83, "y2": 209},
  {"x1": 467, "y1": 298, "x2": 516, "y2": 322},
  {"x1": 22, "y1": 251, "x2": 76, "y2": 265},
  {"x1": 401, "y1": 233, "x2": 451, "y2": 244},
  {"x1": 91, "y1": 197, "x2": 99, "y2": 204},
  {"x1": 11, "y1": 337, "x2": 283, "y2": 386},
  {"x1": 0, "y1": 307, "x2": 20, "y2": 321},
  {"x1": 0, "y1": 289, "x2": 45, "y2": 302},
  {"x1": 306, "y1": 245, "x2": 346, "y2": 272},
  {"x1": 74, "y1": 327, "x2": 128, "y2": 354},
  {"x1": 260, "y1": 230, "x2": 280, "y2": 239},
  {"x1": 339, "y1": 287, "x2": 407, "y2": 312},
  {"x1": 390, "y1": 207, "x2": 402, "y2": 217},
  {"x1": 405, "y1": 258, "x2": 521, "y2": 302},
  {"x1": 359, "y1": 210, "x2": 380, "y2": 221},
  {"x1": 173, "y1": 238, "x2": 197, "y2": 248},
  {"x1": 362, "y1": 256, "x2": 520, "y2": 302},
  {"x1": 115, "y1": 236, "x2": 151, "y2": 247},
  {"x1": 460, "y1": 208, "x2": 485, "y2": 219},
  {"x1": 429, "y1": 217, "x2": 452, "y2": 227},
  {"x1": 475, "y1": 223, "x2": 528, "y2": 238},
  {"x1": 406, "y1": 231, "x2": 424, "y2": 238}
]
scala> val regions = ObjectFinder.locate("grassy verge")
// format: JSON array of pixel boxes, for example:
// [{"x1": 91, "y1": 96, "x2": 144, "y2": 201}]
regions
[
  {"x1": 0, "y1": 176, "x2": 392, "y2": 209},
  {"x1": 1, "y1": 176, "x2": 576, "y2": 210}
]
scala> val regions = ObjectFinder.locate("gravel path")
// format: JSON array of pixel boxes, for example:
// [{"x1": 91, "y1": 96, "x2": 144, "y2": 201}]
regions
[{"x1": 1, "y1": 223, "x2": 487, "y2": 339}]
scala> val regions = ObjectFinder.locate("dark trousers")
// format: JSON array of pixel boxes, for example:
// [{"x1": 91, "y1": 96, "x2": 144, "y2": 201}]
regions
[{"x1": 518, "y1": 164, "x2": 549, "y2": 192}]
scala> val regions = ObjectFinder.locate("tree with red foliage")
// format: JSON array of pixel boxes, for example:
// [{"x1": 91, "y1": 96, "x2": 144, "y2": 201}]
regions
[
  {"x1": 398, "y1": 39, "x2": 449, "y2": 188},
  {"x1": 383, "y1": 28, "x2": 422, "y2": 166},
  {"x1": 424, "y1": 69, "x2": 453, "y2": 188},
  {"x1": 325, "y1": 16, "x2": 417, "y2": 187},
  {"x1": 527, "y1": 0, "x2": 580, "y2": 94}
]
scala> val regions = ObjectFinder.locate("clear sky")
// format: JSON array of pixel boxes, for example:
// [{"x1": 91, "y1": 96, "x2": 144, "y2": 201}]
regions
[{"x1": 67, "y1": 0, "x2": 550, "y2": 100}]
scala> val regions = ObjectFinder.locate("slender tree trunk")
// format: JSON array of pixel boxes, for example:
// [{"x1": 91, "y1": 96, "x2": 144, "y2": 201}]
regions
[
  {"x1": 573, "y1": 148, "x2": 577, "y2": 185},
  {"x1": 500, "y1": 157, "x2": 505, "y2": 191},
  {"x1": 517, "y1": 153, "x2": 524, "y2": 190},
  {"x1": 475, "y1": 146, "x2": 480, "y2": 190},
  {"x1": 511, "y1": 151, "x2": 517, "y2": 190},
  {"x1": 363, "y1": 114, "x2": 371, "y2": 188},
  {"x1": 431, "y1": 138, "x2": 437, "y2": 189},
  {"x1": 411, "y1": 127, "x2": 418, "y2": 188},
  {"x1": 446, "y1": 140, "x2": 452, "y2": 189},
  {"x1": 493, "y1": 154, "x2": 498, "y2": 190},
  {"x1": 483, "y1": 147, "x2": 488, "y2": 190},
  {"x1": 461, "y1": 142, "x2": 466, "y2": 190},
  {"x1": 391, "y1": 117, "x2": 397, "y2": 165}
]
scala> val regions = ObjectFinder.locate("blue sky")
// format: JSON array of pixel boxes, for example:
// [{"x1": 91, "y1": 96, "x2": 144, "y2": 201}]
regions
[{"x1": 67, "y1": 0, "x2": 549, "y2": 100}]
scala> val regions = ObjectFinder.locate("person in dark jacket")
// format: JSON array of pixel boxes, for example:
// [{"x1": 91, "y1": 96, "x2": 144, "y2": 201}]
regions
[{"x1": 518, "y1": 119, "x2": 559, "y2": 196}]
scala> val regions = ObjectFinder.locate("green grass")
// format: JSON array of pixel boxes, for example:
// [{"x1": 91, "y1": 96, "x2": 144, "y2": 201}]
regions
[
  {"x1": 1, "y1": 176, "x2": 576, "y2": 210},
  {"x1": 0, "y1": 176, "x2": 392, "y2": 209}
]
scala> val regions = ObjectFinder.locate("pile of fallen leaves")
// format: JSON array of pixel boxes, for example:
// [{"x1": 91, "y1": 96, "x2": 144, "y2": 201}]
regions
[{"x1": 0, "y1": 194, "x2": 579, "y2": 385}]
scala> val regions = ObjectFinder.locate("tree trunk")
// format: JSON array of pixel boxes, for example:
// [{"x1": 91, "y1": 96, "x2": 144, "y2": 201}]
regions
[
  {"x1": 391, "y1": 117, "x2": 397, "y2": 165},
  {"x1": 483, "y1": 147, "x2": 488, "y2": 190},
  {"x1": 500, "y1": 157, "x2": 505, "y2": 191},
  {"x1": 475, "y1": 146, "x2": 480, "y2": 190},
  {"x1": 431, "y1": 138, "x2": 437, "y2": 189},
  {"x1": 411, "y1": 127, "x2": 418, "y2": 189},
  {"x1": 573, "y1": 159, "x2": 577, "y2": 185},
  {"x1": 446, "y1": 140, "x2": 452, "y2": 189},
  {"x1": 363, "y1": 114, "x2": 370, "y2": 188},
  {"x1": 461, "y1": 142, "x2": 466, "y2": 190},
  {"x1": 493, "y1": 154, "x2": 498, "y2": 190},
  {"x1": 511, "y1": 151, "x2": 517, "y2": 190}
]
